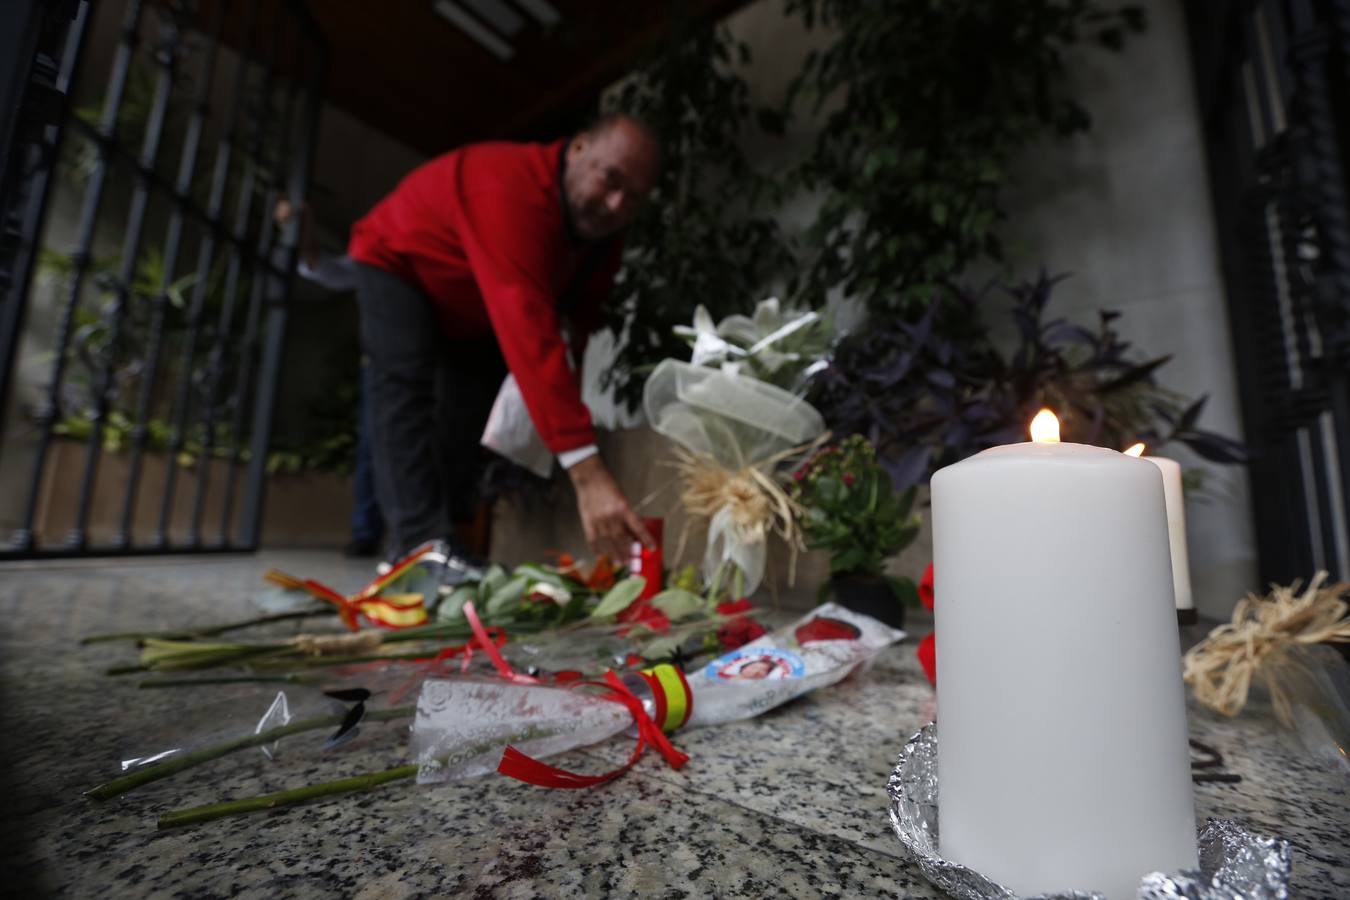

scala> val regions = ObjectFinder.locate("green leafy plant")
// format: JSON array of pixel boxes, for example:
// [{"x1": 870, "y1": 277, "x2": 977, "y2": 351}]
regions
[
  {"x1": 601, "y1": 23, "x2": 795, "y2": 412},
  {"x1": 809, "y1": 273, "x2": 1246, "y2": 490},
  {"x1": 783, "y1": 0, "x2": 1145, "y2": 312},
  {"x1": 598, "y1": 1, "x2": 1145, "y2": 410},
  {"x1": 789, "y1": 435, "x2": 922, "y2": 603}
]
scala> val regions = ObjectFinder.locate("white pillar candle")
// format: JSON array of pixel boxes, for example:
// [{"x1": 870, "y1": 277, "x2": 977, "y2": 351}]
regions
[
  {"x1": 1125, "y1": 444, "x2": 1194, "y2": 619},
  {"x1": 931, "y1": 412, "x2": 1196, "y2": 898}
]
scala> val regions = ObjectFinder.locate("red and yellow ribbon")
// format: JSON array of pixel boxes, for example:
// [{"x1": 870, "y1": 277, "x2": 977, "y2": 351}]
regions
[{"x1": 263, "y1": 544, "x2": 442, "y2": 631}]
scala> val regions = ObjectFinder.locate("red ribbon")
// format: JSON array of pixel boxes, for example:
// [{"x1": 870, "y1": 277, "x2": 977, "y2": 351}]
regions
[
  {"x1": 427, "y1": 602, "x2": 690, "y2": 788},
  {"x1": 451, "y1": 602, "x2": 688, "y2": 787},
  {"x1": 496, "y1": 670, "x2": 689, "y2": 788},
  {"x1": 463, "y1": 601, "x2": 538, "y2": 684},
  {"x1": 385, "y1": 617, "x2": 513, "y2": 704}
]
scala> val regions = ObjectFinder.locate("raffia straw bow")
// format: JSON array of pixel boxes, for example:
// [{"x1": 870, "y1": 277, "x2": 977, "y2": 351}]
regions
[
  {"x1": 1182, "y1": 572, "x2": 1350, "y2": 725},
  {"x1": 669, "y1": 433, "x2": 829, "y2": 587}
]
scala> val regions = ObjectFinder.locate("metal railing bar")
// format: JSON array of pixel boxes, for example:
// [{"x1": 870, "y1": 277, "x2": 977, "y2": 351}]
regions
[
  {"x1": 188, "y1": 8, "x2": 283, "y2": 546},
  {"x1": 59, "y1": 115, "x2": 292, "y2": 282},
  {"x1": 219, "y1": 53, "x2": 301, "y2": 540},
  {"x1": 0, "y1": 1, "x2": 90, "y2": 454},
  {"x1": 120, "y1": 1, "x2": 228, "y2": 548},
  {"x1": 242, "y1": 34, "x2": 327, "y2": 547},
  {"x1": 159, "y1": 0, "x2": 257, "y2": 546},
  {"x1": 71, "y1": 14, "x2": 182, "y2": 548},
  {"x1": 12, "y1": 0, "x2": 145, "y2": 552}
]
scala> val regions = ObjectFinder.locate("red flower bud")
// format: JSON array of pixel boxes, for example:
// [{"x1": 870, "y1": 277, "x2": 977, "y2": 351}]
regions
[
  {"x1": 717, "y1": 618, "x2": 767, "y2": 650},
  {"x1": 917, "y1": 632, "x2": 936, "y2": 686}
]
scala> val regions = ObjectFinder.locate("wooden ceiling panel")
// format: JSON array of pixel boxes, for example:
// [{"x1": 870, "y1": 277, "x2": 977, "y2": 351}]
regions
[{"x1": 296, "y1": 0, "x2": 751, "y2": 155}]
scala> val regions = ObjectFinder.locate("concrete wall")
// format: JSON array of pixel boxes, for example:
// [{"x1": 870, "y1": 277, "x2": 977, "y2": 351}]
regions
[{"x1": 991, "y1": 0, "x2": 1257, "y2": 619}]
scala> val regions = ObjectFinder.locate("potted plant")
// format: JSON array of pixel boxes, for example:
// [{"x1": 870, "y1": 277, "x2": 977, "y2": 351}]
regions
[{"x1": 790, "y1": 435, "x2": 921, "y2": 628}]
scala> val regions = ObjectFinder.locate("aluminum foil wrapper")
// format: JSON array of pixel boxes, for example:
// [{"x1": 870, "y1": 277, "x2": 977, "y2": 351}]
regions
[{"x1": 886, "y1": 724, "x2": 1292, "y2": 899}]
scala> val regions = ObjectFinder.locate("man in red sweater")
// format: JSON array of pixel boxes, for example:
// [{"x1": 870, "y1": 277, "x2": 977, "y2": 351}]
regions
[{"x1": 348, "y1": 114, "x2": 658, "y2": 566}]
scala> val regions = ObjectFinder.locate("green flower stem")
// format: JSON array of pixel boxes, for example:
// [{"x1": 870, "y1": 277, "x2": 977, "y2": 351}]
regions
[
  {"x1": 104, "y1": 615, "x2": 572, "y2": 678},
  {"x1": 108, "y1": 644, "x2": 283, "y2": 675},
  {"x1": 85, "y1": 705, "x2": 415, "y2": 801},
  {"x1": 156, "y1": 763, "x2": 420, "y2": 829},
  {"x1": 81, "y1": 608, "x2": 334, "y2": 644},
  {"x1": 138, "y1": 674, "x2": 319, "y2": 689},
  {"x1": 247, "y1": 648, "x2": 457, "y2": 670},
  {"x1": 155, "y1": 724, "x2": 565, "y2": 829}
]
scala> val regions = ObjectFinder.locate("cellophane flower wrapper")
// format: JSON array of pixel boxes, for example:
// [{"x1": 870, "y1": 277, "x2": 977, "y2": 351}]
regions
[
  {"x1": 643, "y1": 358, "x2": 826, "y2": 594},
  {"x1": 1259, "y1": 644, "x2": 1350, "y2": 774},
  {"x1": 410, "y1": 603, "x2": 904, "y2": 783}
]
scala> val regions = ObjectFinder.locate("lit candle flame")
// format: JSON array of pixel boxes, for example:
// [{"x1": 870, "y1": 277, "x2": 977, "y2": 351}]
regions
[
  {"x1": 1029, "y1": 408, "x2": 1060, "y2": 443},
  {"x1": 1123, "y1": 442, "x2": 1146, "y2": 458}
]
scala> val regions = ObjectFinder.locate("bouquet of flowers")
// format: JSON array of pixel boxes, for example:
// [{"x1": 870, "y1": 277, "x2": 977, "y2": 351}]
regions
[
  {"x1": 646, "y1": 301, "x2": 832, "y2": 597},
  {"x1": 111, "y1": 601, "x2": 903, "y2": 827},
  {"x1": 673, "y1": 297, "x2": 833, "y2": 392}
]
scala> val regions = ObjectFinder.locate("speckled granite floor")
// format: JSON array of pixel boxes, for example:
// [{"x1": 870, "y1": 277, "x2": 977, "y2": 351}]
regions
[{"x1": 0, "y1": 553, "x2": 1346, "y2": 898}]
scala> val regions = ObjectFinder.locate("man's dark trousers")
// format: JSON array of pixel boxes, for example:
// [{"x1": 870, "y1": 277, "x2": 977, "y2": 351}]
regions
[
  {"x1": 354, "y1": 262, "x2": 505, "y2": 558},
  {"x1": 349, "y1": 361, "x2": 384, "y2": 547}
]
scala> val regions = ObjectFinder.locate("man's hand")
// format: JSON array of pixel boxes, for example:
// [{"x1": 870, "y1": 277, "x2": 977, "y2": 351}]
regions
[
  {"x1": 567, "y1": 455, "x2": 654, "y2": 561},
  {"x1": 273, "y1": 198, "x2": 319, "y2": 269}
]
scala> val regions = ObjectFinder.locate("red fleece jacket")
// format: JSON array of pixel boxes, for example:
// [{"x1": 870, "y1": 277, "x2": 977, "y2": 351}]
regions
[{"x1": 348, "y1": 139, "x2": 620, "y2": 454}]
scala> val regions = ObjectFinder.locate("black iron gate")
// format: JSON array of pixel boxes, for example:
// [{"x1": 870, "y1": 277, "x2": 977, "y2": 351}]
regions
[
  {"x1": 1188, "y1": 0, "x2": 1350, "y2": 584},
  {"x1": 0, "y1": 0, "x2": 326, "y2": 558}
]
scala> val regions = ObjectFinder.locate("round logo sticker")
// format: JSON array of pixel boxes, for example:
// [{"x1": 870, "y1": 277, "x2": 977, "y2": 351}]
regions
[{"x1": 705, "y1": 647, "x2": 806, "y2": 681}]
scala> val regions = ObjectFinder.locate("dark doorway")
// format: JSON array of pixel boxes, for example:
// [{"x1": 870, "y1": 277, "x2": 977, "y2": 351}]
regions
[{"x1": 1187, "y1": 0, "x2": 1350, "y2": 583}]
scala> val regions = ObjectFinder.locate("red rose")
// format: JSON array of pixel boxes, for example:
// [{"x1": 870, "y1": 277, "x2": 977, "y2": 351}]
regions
[
  {"x1": 918, "y1": 562, "x2": 935, "y2": 611},
  {"x1": 717, "y1": 618, "x2": 767, "y2": 650},
  {"x1": 716, "y1": 598, "x2": 753, "y2": 615},
  {"x1": 616, "y1": 600, "x2": 670, "y2": 635},
  {"x1": 794, "y1": 616, "x2": 861, "y2": 645},
  {"x1": 917, "y1": 632, "x2": 936, "y2": 686}
]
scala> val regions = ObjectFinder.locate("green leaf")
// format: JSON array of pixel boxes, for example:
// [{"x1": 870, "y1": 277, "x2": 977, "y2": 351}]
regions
[
  {"x1": 648, "y1": 588, "x2": 706, "y2": 621},
  {"x1": 831, "y1": 546, "x2": 870, "y2": 574},
  {"x1": 479, "y1": 565, "x2": 508, "y2": 598},
  {"x1": 486, "y1": 575, "x2": 529, "y2": 617},
  {"x1": 641, "y1": 635, "x2": 684, "y2": 660},
  {"x1": 886, "y1": 575, "x2": 920, "y2": 607},
  {"x1": 892, "y1": 522, "x2": 921, "y2": 552},
  {"x1": 896, "y1": 486, "x2": 916, "y2": 519},
  {"x1": 815, "y1": 475, "x2": 842, "y2": 504},
  {"x1": 436, "y1": 585, "x2": 477, "y2": 622},
  {"x1": 589, "y1": 577, "x2": 647, "y2": 619},
  {"x1": 513, "y1": 563, "x2": 567, "y2": 589}
]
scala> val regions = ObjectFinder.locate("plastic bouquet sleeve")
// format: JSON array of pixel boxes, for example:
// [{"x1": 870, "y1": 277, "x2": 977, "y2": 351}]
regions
[{"x1": 409, "y1": 603, "x2": 904, "y2": 785}]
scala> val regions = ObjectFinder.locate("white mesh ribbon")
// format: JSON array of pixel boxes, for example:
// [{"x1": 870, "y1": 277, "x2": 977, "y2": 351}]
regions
[{"x1": 644, "y1": 359, "x2": 826, "y2": 595}]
